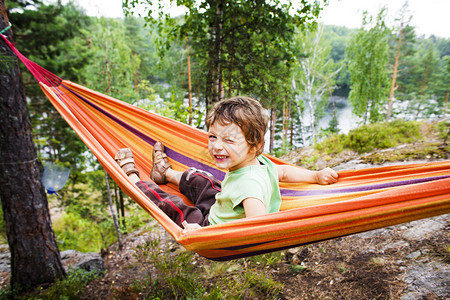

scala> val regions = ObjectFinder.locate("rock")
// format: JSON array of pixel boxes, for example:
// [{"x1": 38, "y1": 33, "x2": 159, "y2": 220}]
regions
[
  {"x1": 401, "y1": 261, "x2": 450, "y2": 300},
  {"x1": 405, "y1": 251, "x2": 421, "y2": 260},
  {"x1": 0, "y1": 252, "x2": 10, "y2": 272},
  {"x1": 402, "y1": 216, "x2": 448, "y2": 241},
  {"x1": 0, "y1": 249, "x2": 105, "y2": 274},
  {"x1": 61, "y1": 250, "x2": 105, "y2": 273},
  {"x1": 381, "y1": 240, "x2": 410, "y2": 251}
]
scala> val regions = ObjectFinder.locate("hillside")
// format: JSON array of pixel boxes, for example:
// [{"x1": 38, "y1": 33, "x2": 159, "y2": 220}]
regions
[{"x1": 0, "y1": 120, "x2": 448, "y2": 299}]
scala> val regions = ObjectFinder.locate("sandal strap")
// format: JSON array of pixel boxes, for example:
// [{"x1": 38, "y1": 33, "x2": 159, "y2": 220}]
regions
[{"x1": 117, "y1": 157, "x2": 134, "y2": 167}]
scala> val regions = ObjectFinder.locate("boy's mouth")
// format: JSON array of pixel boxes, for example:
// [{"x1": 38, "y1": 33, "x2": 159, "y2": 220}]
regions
[{"x1": 214, "y1": 155, "x2": 228, "y2": 161}]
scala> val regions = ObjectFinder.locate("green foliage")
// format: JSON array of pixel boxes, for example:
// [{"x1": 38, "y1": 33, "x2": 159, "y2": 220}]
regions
[
  {"x1": 315, "y1": 119, "x2": 422, "y2": 154},
  {"x1": 246, "y1": 251, "x2": 284, "y2": 267},
  {"x1": 314, "y1": 134, "x2": 347, "y2": 155},
  {"x1": 290, "y1": 264, "x2": 307, "y2": 273},
  {"x1": 81, "y1": 17, "x2": 138, "y2": 102},
  {"x1": 131, "y1": 239, "x2": 205, "y2": 299},
  {"x1": 127, "y1": 238, "x2": 285, "y2": 299},
  {"x1": 0, "y1": 206, "x2": 6, "y2": 245},
  {"x1": 346, "y1": 8, "x2": 391, "y2": 124},
  {"x1": 0, "y1": 268, "x2": 100, "y2": 300},
  {"x1": 53, "y1": 212, "x2": 106, "y2": 252},
  {"x1": 294, "y1": 24, "x2": 342, "y2": 143},
  {"x1": 218, "y1": 269, "x2": 284, "y2": 299},
  {"x1": 124, "y1": 0, "x2": 326, "y2": 107},
  {"x1": 437, "y1": 120, "x2": 450, "y2": 140},
  {"x1": 30, "y1": 268, "x2": 100, "y2": 300}
]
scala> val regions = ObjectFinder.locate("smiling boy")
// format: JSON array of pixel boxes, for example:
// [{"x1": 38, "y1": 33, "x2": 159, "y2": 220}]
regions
[{"x1": 115, "y1": 96, "x2": 338, "y2": 230}]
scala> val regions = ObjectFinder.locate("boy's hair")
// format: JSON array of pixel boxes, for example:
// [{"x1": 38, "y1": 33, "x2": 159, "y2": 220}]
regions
[{"x1": 206, "y1": 96, "x2": 269, "y2": 156}]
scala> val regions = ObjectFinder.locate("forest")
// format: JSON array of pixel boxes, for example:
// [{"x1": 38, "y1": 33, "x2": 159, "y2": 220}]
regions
[{"x1": 0, "y1": 0, "x2": 449, "y2": 296}]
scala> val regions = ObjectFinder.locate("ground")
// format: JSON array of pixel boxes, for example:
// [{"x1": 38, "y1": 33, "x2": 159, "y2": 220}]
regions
[
  {"x1": 76, "y1": 156, "x2": 449, "y2": 299},
  {"x1": 78, "y1": 130, "x2": 448, "y2": 299},
  {"x1": 79, "y1": 212, "x2": 448, "y2": 299},
  {"x1": 1, "y1": 124, "x2": 449, "y2": 299}
]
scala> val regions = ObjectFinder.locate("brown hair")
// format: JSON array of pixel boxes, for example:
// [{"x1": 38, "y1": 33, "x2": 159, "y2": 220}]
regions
[{"x1": 205, "y1": 96, "x2": 269, "y2": 156}]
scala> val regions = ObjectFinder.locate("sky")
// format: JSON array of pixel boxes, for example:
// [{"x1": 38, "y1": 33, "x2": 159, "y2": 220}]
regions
[{"x1": 71, "y1": 0, "x2": 450, "y2": 38}]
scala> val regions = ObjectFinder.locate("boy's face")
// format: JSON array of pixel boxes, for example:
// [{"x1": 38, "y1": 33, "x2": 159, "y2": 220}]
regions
[{"x1": 207, "y1": 122, "x2": 258, "y2": 171}]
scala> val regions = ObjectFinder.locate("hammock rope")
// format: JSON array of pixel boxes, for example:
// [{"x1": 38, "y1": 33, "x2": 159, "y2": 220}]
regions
[{"x1": 2, "y1": 34, "x2": 449, "y2": 261}]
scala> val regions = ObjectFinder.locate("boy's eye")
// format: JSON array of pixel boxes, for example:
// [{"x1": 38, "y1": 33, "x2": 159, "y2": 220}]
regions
[
  {"x1": 208, "y1": 135, "x2": 217, "y2": 141},
  {"x1": 225, "y1": 139, "x2": 235, "y2": 144}
]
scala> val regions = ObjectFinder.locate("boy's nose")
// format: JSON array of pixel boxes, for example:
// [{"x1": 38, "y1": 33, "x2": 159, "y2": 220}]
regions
[{"x1": 213, "y1": 139, "x2": 224, "y2": 150}]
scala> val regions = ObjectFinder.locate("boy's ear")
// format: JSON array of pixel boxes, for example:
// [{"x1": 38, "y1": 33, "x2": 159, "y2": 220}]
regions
[{"x1": 252, "y1": 142, "x2": 264, "y2": 156}]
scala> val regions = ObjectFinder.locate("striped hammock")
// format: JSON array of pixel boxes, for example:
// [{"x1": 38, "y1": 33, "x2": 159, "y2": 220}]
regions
[{"x1": 3, "y1": 35, "x2": 450, "y2": 261}]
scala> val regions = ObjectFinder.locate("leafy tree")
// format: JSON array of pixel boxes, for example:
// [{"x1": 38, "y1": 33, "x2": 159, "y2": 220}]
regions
[
  {"x1": 123, "y1": 0, "x2": 326, "y2": 110},
  {"x1": 7, "y1": 0, "x2": 93, "y2": 190},
  {"x1": 82, "y1": 17, "x2": 138, "y2": 102},
  {"x1": 387, "y1": 1, "x2": 416, "y2": 118},
  {"x1": 346, "y1": 8, "x2": 390, "y2": 124},
  {"x1": 435, "y1": 55, "x2": 449, "y2": 116},
  {"x1": 294, "y1": 24, "x2": 342, "y2": 144},
  {"x1": 323, "y1": 25, "x2": 354, "y2": 94}
]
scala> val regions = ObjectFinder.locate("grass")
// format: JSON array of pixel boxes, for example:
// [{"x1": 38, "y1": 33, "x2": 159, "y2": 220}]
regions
[
  {"x1": 112, "y1": 238, "x2": 286, "y2": 299},
  {"x1": 0, "y1": 268, "x2": 101, "y2": 300}
]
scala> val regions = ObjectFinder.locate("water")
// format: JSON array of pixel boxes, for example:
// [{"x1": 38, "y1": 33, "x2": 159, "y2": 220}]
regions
[{"x1": 319, "y1": 96, "x2": 360, "y2": 135}]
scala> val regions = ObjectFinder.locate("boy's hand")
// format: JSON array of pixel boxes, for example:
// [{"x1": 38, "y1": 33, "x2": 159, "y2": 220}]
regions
[
  {"x1": 315, "y1": 167, "x2": 338, "y2": 185},
  {"x1": 182, "y1": 221, "x2": 202, "y2": 232}
]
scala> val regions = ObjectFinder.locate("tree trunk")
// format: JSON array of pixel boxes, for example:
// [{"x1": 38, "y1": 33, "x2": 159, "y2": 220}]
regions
[
  {"x1": 0, "y1": 2, "x2": 65, "y2": 291},
  {"x1": 269, "y1": 108, "x2": 276, "y2": 154},
  {"x1": 205, "y1": 0, "x2": 224, "y2": 109},
  {"x1": 104, "y1": 170, "x2": 122, "y2": 250},
  {"x1": 186, "y1": 39, "x2": 193, "y2": 125},
  {"x1": 387, "y1": 25, "x2": 403, "y2": 119}
]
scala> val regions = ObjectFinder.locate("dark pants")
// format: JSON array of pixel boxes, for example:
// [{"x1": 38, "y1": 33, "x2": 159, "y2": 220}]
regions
[{"x1": 136, "y1": 168, "x2": 221, "y2": 227}]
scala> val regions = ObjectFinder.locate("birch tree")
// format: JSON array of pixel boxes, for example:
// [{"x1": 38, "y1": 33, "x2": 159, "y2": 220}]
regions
[
  {"x1": 294, "y1": 25, "x2": 341, "y2": 144},
  {"x1": 346, "y1": 9, "x2": 390, "y2": 124}
]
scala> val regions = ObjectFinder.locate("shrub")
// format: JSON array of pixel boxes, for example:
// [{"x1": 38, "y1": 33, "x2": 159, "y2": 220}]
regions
[
  {"x1": 314, "y1": 133, "x2": 347, "y2": 155},
  {"x1": 131, "y1": 239, "x2": 205, "y2": 299},
  {"x1": 53, "y1": 212, "x2": 106, "y2": 252},
  {"x1": 315, "y1": 119, "x2": 422, "y2": 154},
  {"x1": 31, "y1": 268, "x2": 100, "y2": 299},
  {"x1": 437, "y1": 120, "x2": 449, "y2": 140}
]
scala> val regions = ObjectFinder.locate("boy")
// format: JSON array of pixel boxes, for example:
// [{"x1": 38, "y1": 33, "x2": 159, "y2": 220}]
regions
[{"x1": 115, "y1": 96, "x2": 338, "y2": 230}]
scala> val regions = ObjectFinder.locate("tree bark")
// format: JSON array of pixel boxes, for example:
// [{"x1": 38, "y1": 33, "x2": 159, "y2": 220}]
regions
[
  {"x1": 0, "y1": 1, "x2": 65, "y2": 291},
  {"x1": 205, "y1": 0, "x2": 224, "y2": 109},
  {"x1": 104, "y1": 170, "x2": 122, "y2": 250},
  {"x1": 269, "y1": 108, "x2": 276, "y2": 154},
  {"x1": 387, "y1": 25, "x2": 403, "y2": 119},
  {"x1": 186, "y1": 39, "x2": 193, "y2": 125}
]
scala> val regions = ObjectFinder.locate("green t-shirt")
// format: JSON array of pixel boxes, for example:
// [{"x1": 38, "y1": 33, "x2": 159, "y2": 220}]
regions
[{"x1": 208, "y1": 155, "x2": 282, "y2": 225}]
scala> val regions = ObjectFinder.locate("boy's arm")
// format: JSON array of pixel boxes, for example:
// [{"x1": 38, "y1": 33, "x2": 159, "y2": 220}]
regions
[
  {"x1": 243, "y1": 197, "x2": 266, "y2": 218},
  {"x1": 276, "y1": 164, "x2": 338, "y2": 185}
]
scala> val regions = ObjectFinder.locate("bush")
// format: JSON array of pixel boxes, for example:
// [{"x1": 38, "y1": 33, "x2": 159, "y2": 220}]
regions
[
  {"x1": 32, "y1": 268, "x2": 100, "y2": 299},
  {"x1": 315, "y1": 119, "x2": 422, "y2": 154},
  {"x1": 314, "y1": 133, "x2": 347, "y2": 155},
  {"x1": 53, "y1": 212, "x2": 107, "y2": 252},
  {"x1": 0, "y1": 268, "x2": 100, "y2": 300},
  {"x1": 437, "y1": 120, "x2": 449, "y2": 140},
  {"x1": 131, "y1": 239, "x2": 206, "y2": 299}
]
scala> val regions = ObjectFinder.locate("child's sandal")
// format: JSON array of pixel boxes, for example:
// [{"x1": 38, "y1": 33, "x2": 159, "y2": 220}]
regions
[
  {"x1": 115, "y1": 148, "x2": 139, "y2": 176},
  {"x1": 150, "y1": 142, "x2": 172, "y2": 184}
]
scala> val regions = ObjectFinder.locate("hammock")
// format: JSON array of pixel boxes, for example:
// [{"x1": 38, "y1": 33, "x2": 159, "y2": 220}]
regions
[{"x1": 3, "y1": 35, "x2": 450, "y2": 261}]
